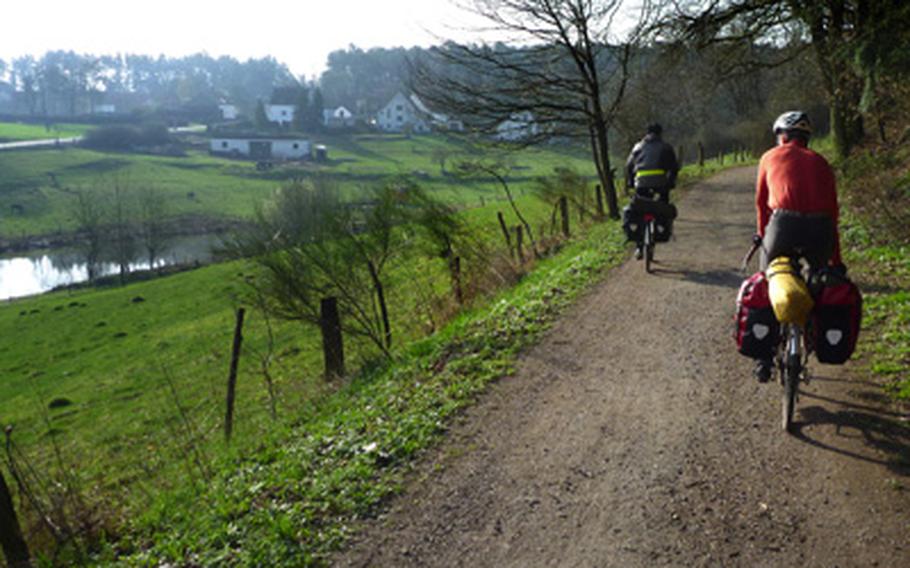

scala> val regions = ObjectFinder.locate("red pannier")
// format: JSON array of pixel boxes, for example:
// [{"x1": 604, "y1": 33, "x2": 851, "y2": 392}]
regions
[
  {"x1": 735, "y1": 271, "x2": 780, "y2": 360},
  {"x1": 811, "y1": 271, "x2": 862, "y2": 364}
]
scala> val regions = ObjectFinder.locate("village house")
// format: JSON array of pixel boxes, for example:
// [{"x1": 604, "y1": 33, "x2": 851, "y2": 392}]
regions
[
  {"x1": 219, "y1": 103, "x2": 239, "y2": 120},
  {"x1": 209, "y1": 135, "x2": 311, "y2": 160},
  {"x1": 323, "y1": 105, "x2": 356, "y2": 129},
  {"x1": 495, "y1": 111, "x2": 540, "y2": 141},
  {"x1": 265, "y1": 104, "x2": 296, "y2": 126},
  {"x1": 376, "y1": 92, "x2": 429, "y2": 133}
]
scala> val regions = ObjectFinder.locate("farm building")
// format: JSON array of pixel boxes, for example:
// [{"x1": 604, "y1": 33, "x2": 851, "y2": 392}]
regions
[{"x1": 210, "y1": 136, "x2": 311, "y2": 160}]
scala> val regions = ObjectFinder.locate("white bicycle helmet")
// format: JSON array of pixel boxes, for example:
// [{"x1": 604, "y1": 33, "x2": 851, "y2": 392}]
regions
[{"x1": 772, "y1": 111, "x2": 812, "y2": 136}]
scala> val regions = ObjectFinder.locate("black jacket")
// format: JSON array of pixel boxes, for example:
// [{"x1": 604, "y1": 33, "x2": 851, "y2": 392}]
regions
[{"x1": 625, "y1": 134, "x2": 679, "y2": 190}]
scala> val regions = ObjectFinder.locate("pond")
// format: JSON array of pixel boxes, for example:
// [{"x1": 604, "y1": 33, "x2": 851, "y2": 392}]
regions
[{"x1": 0, "y1": 234, "x2": 223, "y2": 301}]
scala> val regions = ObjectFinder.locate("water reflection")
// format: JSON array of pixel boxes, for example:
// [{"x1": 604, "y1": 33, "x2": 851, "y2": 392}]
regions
[{"x1": 0, "y1": 234, "x2": 220, "y2": 300}]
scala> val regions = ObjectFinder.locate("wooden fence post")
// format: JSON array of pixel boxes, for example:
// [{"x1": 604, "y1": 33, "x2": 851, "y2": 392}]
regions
[
  {"x1": 450, "y1": 256, "x2": 463, "y2": 305},
  {"x1": 224, "y1": 307, "x2": 246, "y2": 443},
  {"x1": 515, "y1": 225, "x2": 525, "y2": 263},
  {"x1": 497, "y1": 211, "x2": 513, "y2": 258},
  {"x1": 1, "y1": 469, "x2": 32, "y2": 568},
  {"x1": 559, "y1": 196, "x2": 570, "y2": 237},
  {"x1": 697, "y1": 141, "x2": 705, "y2": 168},
  {"x1": 595, "y1": 184, "x2": 605, "y2": 219},
  {"x1": 320, "y1": 297, "x2": 345, "y2": 379},
  {"x1": 718, "y1": 151, "x2": 724, "y2": 165}
]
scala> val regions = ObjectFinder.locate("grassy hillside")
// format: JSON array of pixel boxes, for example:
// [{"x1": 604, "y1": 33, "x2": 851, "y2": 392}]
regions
[
  {"x1": 0, "y1": 121, "x2": 92, "y2": 143},
  {"x1": 0, "y1": 134, "x2": 596, "y2": 240}
]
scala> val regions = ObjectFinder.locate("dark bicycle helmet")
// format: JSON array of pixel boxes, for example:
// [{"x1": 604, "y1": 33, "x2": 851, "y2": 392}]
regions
[{"x1": 772, "y1": 111, "x2": 812, "y2": 137}]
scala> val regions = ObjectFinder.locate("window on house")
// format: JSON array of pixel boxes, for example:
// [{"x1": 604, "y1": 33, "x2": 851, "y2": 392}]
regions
[
  {"x1": 396, "y1": 105, "x2": 403, "y2": 111},
  {"x1": 221, "y1": 141, "x2": 228, "y2": 148},
  {"x1": 293, "y1": 143, "x2": 299, "y2": 149},
  {"x1": 397, "y1": 116, "x2": 403, "y2": 122},
  {"x1": 281, "y1": 110, "x2": 287, "y2": 116}
]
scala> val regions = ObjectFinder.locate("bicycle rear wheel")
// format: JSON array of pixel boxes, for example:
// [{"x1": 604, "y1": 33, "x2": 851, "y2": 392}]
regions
[
  {"x1": 644, "y1": 221, "x2": 655, "y2": 273},
  {"x1": 782, "y1": 353, "x2": 800, "y2": 433}
]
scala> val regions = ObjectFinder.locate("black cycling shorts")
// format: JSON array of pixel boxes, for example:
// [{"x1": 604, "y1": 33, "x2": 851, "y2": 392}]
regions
[{"x1": 760, "y1": 209, "x2": 835, "y2": 270}]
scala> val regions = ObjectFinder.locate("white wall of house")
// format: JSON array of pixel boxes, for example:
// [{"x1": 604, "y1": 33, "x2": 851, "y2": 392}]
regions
[
  {"x1": 211, "y1": 138, "x2": 251, "y2": 155},
  {"x1": 266, "y1": 104, "x2": 296, "y2": 125},
  {"x1": 219, "y1": 104, "x2": 239, "y2": 120},
  {"x1": 92, "y1": 104, "x2": 117, "y2": 114},
  {"x1": 210, "y1": 137, "x2": 310, "y2": 159},
  {"x1": 271, "y1": 139, "x2": 311, "y2": 159}
]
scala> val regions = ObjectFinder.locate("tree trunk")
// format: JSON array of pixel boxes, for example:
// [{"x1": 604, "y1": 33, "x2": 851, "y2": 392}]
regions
[
  {"x1": 1, "y1": 469, "x2": 32, "y2": 568},
  {"x1": 367, "y1": 260, "x2": 392, "y2": 351},
  {"x1": 559, "y1": 196, "x2": 570, "y2": 237},
  {"x1": 595, "y1": 184, "x2": 605, "y2": 219},
  {"x1": 497, "y1": 211, "x2": 513, "y2": 258}
]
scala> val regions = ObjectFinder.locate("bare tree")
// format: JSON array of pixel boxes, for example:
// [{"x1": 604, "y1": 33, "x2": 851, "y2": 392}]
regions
[
  {"x1": 70, "y1": 188, "x2": 106, "y2": 281},
  {"x1": 137, "y1": 185, "x2": 169, "y2": 270},
  {"x1": 413, "y1": 0, "x2": 655, "y2": 218},
  {"x1": 110, "y1": 177, "x2": 136, "y2": 282}
]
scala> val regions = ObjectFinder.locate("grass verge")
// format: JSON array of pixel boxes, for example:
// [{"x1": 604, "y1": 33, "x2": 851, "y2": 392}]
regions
[{"x1": 820, "y1": 135, "x2": 910, "y2": 401}]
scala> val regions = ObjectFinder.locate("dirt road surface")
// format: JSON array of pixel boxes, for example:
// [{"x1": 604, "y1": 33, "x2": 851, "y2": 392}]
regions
[{"x1": 337, "y1": 167, "x2": 910, "y2": 567}]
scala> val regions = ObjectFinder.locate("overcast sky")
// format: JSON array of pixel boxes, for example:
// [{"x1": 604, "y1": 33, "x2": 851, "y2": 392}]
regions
[{"x1": 0, "y1": 0, "x2": 486, "y2": 79}]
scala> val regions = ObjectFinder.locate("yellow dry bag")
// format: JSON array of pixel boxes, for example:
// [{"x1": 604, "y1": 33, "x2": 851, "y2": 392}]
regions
[{"x1": 766, "y1": 257, "x2": 814, "y2": 326}]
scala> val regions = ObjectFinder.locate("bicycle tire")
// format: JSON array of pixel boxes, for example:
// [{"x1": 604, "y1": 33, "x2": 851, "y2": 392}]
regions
[
  {"x1": 782, "y1": 353, "x2": 800, "y2": 433},
  {"x1": 645, "y1": 222, "x2": 654, "y2": 273}
]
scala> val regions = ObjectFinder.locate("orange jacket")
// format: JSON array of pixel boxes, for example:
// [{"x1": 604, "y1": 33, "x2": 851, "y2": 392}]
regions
[{"x1": 755, "y1": 138, "x2": 841, "y2": 264}]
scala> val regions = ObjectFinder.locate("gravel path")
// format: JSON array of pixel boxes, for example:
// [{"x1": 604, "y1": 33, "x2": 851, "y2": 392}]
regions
[{"x1": 337, "y1": 166, "x2": 910, "y2": 567}]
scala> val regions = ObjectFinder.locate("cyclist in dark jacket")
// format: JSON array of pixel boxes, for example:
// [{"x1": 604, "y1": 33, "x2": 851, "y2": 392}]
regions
[
  {"x1": 625, "y1": 123, "x2": 679, "y2": 203},
  {"x1": 625, "y1": 124, "x2": 680, "y2": 259}
]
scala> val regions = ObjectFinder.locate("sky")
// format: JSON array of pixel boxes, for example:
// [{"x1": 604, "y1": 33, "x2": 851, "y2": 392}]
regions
[{"x1": 0, "y1": 0, "x2": 487, "y2": 79}]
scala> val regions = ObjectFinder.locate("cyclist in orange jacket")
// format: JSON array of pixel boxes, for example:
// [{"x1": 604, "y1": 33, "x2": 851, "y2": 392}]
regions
[{"x1": 753, "y1": 111, "x2": 844, "y2": 381}]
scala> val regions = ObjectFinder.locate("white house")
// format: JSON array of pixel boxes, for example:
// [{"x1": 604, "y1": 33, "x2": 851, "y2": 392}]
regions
[
  {"x1": 495, "y1": 111, "x2": 540, "y2": 141},
  {"x1": 323, "y1": 105, "x2": 356, "y2": 128},
  {"x1": 219, "y1": 104, "x2": 239, "y2": 120},
  {"x1": 210, "y1": 136, "x2": 311, "y2": 160},
  {"x1": 265, "y1": 104, "x2": 296, "y2": 126},
  {"x1": 92, "y1": 103, "x2": 117, "y2": 114},
  {"x1": 376, "y1": 92, "x2": 431, "y2": 133}
]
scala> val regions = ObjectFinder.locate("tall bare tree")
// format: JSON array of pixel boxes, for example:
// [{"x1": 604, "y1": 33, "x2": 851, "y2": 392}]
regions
[{"x1": 413, "y1": 0, "x2": 655, "y2": 218}]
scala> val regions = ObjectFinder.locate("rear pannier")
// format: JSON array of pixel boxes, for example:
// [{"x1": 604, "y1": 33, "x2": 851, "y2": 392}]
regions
[
  {"x1": 811, "y1": 271, "x2": 862, "y2": 364},
  {"x1": 735, "y1": 271, "x2": 780, "y2": 360}
]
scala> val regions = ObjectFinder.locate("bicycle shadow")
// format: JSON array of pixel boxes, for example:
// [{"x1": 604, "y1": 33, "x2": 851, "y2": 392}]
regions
[
  {"x1": 649, "y1": 264, "x2": 743, "y2": 289},
  {"x1": 792, "y1": 402, "x2": 910, "y2": 477}
]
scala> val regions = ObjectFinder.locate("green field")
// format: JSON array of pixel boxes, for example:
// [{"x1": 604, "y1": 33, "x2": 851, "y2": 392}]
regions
[
  {"x1": 0, "y1": 121, "x2": 93, "y2": 143},
  {"x1": 0, "y1": 133, "x2": 597, "y2": 240}
]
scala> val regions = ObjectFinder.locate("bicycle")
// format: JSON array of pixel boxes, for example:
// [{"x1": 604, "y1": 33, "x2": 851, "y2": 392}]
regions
[{"x1": 742, "y1": 237, "x2": 816, "y2": 433}]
